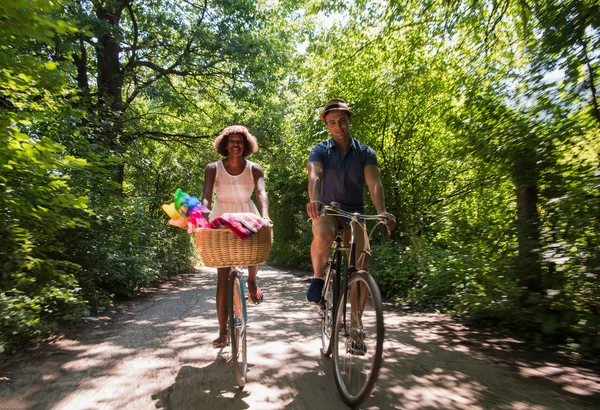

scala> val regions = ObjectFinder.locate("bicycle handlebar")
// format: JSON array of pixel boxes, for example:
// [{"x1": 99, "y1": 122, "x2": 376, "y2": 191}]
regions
[{"x1": 321, "y1": 202, "x2": 389, "y2": 224}]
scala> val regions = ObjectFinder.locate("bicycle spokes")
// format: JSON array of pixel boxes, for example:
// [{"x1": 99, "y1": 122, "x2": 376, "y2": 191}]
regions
[
  {"x1": 229, "y1": 273, "x2": 247, "y2": 387},
  {"x1": 333, "y1": 272, "x2": 384, "y2": 406},
  {"x1": 321, "y1": 263, "x2": 337, "y2": 357}
]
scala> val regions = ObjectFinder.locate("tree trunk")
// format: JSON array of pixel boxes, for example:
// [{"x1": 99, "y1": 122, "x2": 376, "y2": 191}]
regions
[
  {"x1": 94, "y1": 1, "x2": 127, "y2": 189},
  {"x1": 73, "y1": 32, "x2": 90, "y2": 104},
  {"x1": 513, "y1": 150, "x2": 543, "y2": 293}
]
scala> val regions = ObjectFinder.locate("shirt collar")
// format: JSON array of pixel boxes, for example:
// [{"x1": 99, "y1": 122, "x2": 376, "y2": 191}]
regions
[{"x1": 326, "y1": 136, "x2": 356, "y2": 152}]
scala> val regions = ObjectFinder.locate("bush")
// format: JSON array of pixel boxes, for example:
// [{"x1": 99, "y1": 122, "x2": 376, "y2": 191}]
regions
[
  {"x1": 65, "y1": 204, "x2": 197, "y2": 304},
  {"x1": 369, "y1": 240, "x2": 417, "y2": 300},
  {"x1": 269, "y1": 212, "x2": 313, "y2": 270},
  {"x1": 0, "y1": 272, "x2": 86, "y2": 354}
]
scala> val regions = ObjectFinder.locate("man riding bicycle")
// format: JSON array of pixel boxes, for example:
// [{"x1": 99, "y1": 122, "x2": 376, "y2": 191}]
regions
[{"x1": 306, "y1": 98, "x2": 396, "y2": 304}]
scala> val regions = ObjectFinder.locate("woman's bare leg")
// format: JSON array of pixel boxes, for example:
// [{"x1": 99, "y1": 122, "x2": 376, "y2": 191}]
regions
[
  {"x1": 216, "y1": 267, "x2": 230, "y2": 340},
  {"x1": 247, "y1": 265, "x2": 263, "y2": 303}
]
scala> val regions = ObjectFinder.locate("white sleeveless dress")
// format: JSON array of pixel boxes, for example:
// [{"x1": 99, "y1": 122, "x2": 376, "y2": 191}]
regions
[{"x1": 209, "y1": 160, "x2": 260, "y2": 221}]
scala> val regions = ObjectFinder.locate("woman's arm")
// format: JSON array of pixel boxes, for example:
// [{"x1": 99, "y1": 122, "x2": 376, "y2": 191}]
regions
[{"x1": 251, "y1": 163, "x2": 269, "y2": 219}]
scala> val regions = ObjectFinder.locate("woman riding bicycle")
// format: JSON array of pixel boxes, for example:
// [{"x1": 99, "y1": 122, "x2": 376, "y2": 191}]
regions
[{"x1": 202, "y1": 125, "x2": 271, "y2": 349}]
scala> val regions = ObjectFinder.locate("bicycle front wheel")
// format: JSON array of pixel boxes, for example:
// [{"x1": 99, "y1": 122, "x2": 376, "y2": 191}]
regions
[
  {"x1": 332, "y1": 270, "x2": 384, "y2": 407},
  {"x1": 228, "y1": 271, "x2": 247, "y2": 387}
]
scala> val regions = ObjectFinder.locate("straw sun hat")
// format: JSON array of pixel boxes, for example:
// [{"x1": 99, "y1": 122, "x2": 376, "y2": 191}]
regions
[{"x1": 319, "y1": 98, "x2": 354, "y2": 121}]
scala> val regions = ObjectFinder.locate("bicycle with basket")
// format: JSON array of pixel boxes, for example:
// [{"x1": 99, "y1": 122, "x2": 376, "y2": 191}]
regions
[{"x1": 195, "y1": 221, "x2": 273, "y2": 387}]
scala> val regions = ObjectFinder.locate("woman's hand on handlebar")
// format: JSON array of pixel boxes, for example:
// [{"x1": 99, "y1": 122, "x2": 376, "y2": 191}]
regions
[{"x1": 306, "y1": 200, "x2": 324, "y2": 220}]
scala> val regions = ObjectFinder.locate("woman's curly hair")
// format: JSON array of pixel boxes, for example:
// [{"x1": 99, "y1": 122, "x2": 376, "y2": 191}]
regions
[{"x1": 213, "y1": 125, "x2": 258, "y2": 158}]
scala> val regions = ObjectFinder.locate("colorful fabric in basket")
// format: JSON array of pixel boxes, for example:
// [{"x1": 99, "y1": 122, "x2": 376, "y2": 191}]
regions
[{"x1": 207, "y1": 212, "x2": 269, "y2": 240}]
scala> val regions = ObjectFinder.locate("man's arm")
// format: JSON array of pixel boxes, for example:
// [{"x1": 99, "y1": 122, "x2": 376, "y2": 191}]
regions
[
  {"x1": 306, "y1": 161, "x2": 324, "y2": 220},
  {"x1": 365, "y1": 165, "x2": 396, "y2": 231}
]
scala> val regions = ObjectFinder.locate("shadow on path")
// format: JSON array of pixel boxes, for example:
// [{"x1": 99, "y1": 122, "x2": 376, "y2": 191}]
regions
[
  {"x1": 0, "y1": 265, "x2": 599, "y2": 410},
  {"x1": 153, "y1": 360, "x2": 249, "y2": 410}
]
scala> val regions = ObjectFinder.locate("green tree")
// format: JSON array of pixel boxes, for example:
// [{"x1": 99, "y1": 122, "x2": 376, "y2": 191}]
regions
[
  {"x1": 276, "y1": 0, "x2": 599, "y2": 351},
  {"x1": 0, "y1": 0, "x2": 89, "y2": 353}
]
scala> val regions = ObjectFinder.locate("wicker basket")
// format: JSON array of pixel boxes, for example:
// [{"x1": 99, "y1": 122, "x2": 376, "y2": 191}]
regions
[{"x1": 195, "y1": 225, "x2": 273, "y2": 268}]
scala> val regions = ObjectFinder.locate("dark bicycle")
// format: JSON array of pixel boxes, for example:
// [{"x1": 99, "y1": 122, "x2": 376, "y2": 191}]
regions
[{"x1": 318, "y1": 202, "x2": 388, "y2": 407}]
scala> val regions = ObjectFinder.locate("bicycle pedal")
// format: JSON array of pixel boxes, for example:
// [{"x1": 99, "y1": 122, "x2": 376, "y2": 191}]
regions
[
  {"x1": 348, "y1": 343, "x2": 367, "y2": 356},
  {"x1": 312, "y1": 302, "x2": 325, "y2": 314}
]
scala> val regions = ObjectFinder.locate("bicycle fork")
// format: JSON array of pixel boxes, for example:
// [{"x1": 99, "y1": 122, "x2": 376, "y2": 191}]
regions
[
  {"x1": 232, "y1": 269, "x2": 247, "y2": 325},
  {"x1": 319, "y1": 250, "x2": 342, "y2": 320},
  {"x1": 318, "y1": 259, "x2": 333, "y2": 319}
]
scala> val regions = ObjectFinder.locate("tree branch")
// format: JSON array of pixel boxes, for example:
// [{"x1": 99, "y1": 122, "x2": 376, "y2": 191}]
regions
[
  {"x1": 132, "y1": 61, "x2": 192, "y2": 76},
  {"x1": 582, "y1": 39, "x2": 600, "y2": 125},
  {"x1": 123, "y1": 2, "x2": 139, "y2": 80},
  {"x1": 123, "y1": 0, "x2": 209, "y2": 109},
  {"x1": 130, "y1": 131, "x2": 213, "y2": 140},
  {"x1": 332, "y1": 20, "x2": 439, "y2": 70}
]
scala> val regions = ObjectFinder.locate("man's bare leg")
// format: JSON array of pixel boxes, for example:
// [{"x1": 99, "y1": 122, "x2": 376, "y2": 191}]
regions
[
  {"x1": 311, "y1": 222, "x2": 336, "y2": 278},
  {"x1": 307, "y1": 218, "x2": 336, "y2": 303}
]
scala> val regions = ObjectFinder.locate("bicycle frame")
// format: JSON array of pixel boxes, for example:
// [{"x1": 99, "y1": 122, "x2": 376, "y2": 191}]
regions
[
  {"x1": 229, "y1": 267, "x2": 248, "y2": 387},
  {"x1": 231, "y1": 268, "x2": 248, "y2": 324},
  {"x1": 319, "y1": 202, "x2": 388, "y2": 405},
  {"x1": 322, "y1": 229, "x2": 344, "y2": 311},
  {"x1": 321, "y1": 203, "x2": 387, "y2": 339}
]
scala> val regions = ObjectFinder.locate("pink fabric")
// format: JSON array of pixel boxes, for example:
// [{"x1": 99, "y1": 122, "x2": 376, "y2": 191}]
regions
[{"x1": 207, "y1": 212, "x2": 269, "y2": 240}]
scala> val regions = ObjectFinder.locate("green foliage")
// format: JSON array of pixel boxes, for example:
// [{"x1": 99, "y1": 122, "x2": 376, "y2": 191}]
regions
[
  {"x1": 269, "y1": 213, "x2": 313, "y2": 270},
  {"x1": 0, "y1": 0, "x2": 90, "y2": 353},
  {"x1": 275, "y1": 0, "x2": 600, "y2": 355},
  {"x1": 2, "y1": 0, "x2": 599, "y2": 358},
  {"x1": 0, "y1": 292, "x2": 49, "y2": 354},
  {"x1": 64, "y1": 204, "x2": 196, "y2": 304},
  {"x1": 266, "y1": 139, "x2": 311, "y2": 268},
  {"x1": 0, "y1": 274, "x2": 87, "y2": 354},
  {"x1": 369, "y1": 240, "x2": 418, "y2": 300}
]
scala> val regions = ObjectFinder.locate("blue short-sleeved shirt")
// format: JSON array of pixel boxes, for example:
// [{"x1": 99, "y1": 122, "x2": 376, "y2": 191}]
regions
[{"x1": 307, "y1": 137, "x2": 378, "y2": 214}]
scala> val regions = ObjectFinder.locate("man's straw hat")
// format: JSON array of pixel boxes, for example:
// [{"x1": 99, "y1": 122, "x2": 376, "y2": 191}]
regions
[{"x1": 319, "y1": 98, "x2": 354, "y2": 121}]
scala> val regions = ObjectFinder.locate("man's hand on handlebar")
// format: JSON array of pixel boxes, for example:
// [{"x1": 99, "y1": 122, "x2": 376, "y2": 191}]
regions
[
  {"x1": 306, "y1": 200, "x2": 323, "y2": 220},
  {"x1": 381, "y1": 211, "x2": 396, "y2": 232}
]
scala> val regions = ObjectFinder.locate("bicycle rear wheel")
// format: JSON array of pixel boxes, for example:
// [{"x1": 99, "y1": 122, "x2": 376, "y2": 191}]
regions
[
  {"x1": 228, "y1": 271, "x2": 247, "y2": 387},
  {"x1": 321, "y1": 261, "x2": 337, "y2": 357},
  {"x1": 332, "y1": 270, "x2": 384, "y2": 407}
]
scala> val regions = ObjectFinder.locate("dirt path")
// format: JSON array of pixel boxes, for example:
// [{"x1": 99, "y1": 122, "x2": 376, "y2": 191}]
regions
[{"x1": 1, "y1": 265, "x2": 599, "y2": 410}]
